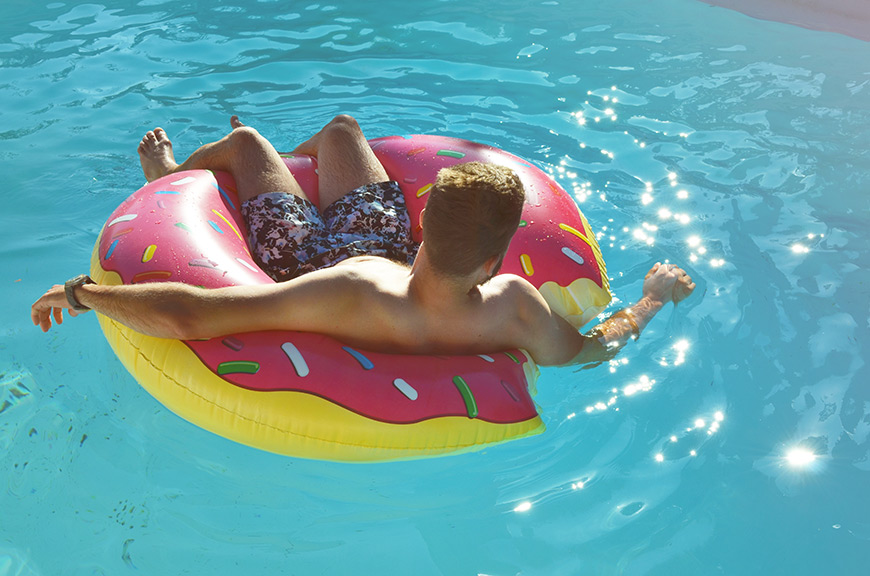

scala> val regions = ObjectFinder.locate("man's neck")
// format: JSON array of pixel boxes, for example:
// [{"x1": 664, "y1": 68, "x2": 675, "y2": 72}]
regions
[{"x1": 408, "y1": 245, "x2": 482, "y2": 309}]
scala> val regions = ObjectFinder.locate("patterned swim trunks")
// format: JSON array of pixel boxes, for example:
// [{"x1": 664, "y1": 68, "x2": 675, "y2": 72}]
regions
[{"x1": 241, "y1": 180, "x2": 419, "y2": 281}]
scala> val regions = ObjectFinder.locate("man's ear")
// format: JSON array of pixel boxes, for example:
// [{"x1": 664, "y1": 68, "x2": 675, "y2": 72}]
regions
[
  {"x1": 483, "y1": 253, "x2": 501, "y2": 277},
  {"x1": 419, "y1": 208, "x2": 426, "y2": 231}
]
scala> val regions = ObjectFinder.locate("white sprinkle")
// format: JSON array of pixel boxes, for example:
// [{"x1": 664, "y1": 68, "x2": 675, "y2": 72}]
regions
[
  {"x1": 236, "y1": 258, "x2": 260, "y2": 273},
  {"x1": 281, "y1": 342, "x2": 309, "y2": 377},
  {"x1": 562, "y1": 247, "x2": 585, "y2": 266},
  {"x1": 393, "y1": 378, "x2": 418, "y2": 401},
  {"x1": 108, "y1": 214, "x2": 137, "y2": 227}
]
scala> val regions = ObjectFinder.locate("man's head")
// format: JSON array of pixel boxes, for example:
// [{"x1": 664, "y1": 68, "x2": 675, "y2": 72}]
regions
[{"x1": 422, "y1": 162, "x2": 525, "y2": 280}]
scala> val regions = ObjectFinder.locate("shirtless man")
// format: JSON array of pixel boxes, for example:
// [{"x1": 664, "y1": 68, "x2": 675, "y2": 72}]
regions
[{"x1": 31, "y1": 115, "x2": 695, "y2": 366}]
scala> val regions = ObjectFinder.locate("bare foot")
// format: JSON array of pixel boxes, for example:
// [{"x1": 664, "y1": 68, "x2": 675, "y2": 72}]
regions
[
  {"x1": 138, "y1": 128, "x2": 178, "y2": 182},
  {"x1": 230, "y1": 115, "x2": 245, "y2": 129}
]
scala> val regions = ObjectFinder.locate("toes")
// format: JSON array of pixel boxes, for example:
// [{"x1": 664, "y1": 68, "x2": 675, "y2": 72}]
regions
[{"x1": 140, "y1": 131, "x2": 155, "y2": 147}]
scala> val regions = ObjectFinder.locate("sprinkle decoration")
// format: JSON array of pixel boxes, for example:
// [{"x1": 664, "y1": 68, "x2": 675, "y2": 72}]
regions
[
  {"x1": 393, "y1": 378, "x2": 418, "y2": 401},
  {"x1": 141, "y1": 244, "x2": 157, "y2": 263},
  {"x1": 281, "y1": 342, "x2": 309, "y2": 377},
  {"x1": 452, "y1": 376, "x2": 479, "y2": 418},
  {"x1": 520, "y1": 254, "x2": 534, "y2": 276},
  {"x1": 217, "y1": 360, "x2": 260, "y2": 375}
]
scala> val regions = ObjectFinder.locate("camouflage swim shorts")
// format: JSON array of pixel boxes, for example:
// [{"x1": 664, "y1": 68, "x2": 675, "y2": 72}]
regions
[{"x1": 240, "y1": 180, "x2": 418, "y2": 281}]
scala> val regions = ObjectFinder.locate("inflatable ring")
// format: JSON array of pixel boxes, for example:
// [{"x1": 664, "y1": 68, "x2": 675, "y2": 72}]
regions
[{"x1": 90, "y1": 135, "x2": 611, "y2": 461}]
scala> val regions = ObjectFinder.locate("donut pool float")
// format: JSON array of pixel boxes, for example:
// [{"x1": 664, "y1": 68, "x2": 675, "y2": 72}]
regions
[{"x1": 89, "y1": 135, "x2": 611, "y2": 462}]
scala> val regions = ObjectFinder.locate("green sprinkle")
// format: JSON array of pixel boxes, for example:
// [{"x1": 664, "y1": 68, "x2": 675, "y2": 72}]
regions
[
  {"x1": 174, "y1": 222, "x2": 192, "y2": 232},
  {"x1": 436, "y1": 149, "x2": 466, "y2": 159},
  {"x1": 504, "y1": 351, "x2": 520, "y2": 364},
  {"x1": 519, "y1": 220, "x2": 528, "y2": 227},
  {"x1": 217, "y1": 361, "x2": 260, "y2": 375},
  {"x1": 452, "y1": 376, "x2": 478, "y2": 419}
]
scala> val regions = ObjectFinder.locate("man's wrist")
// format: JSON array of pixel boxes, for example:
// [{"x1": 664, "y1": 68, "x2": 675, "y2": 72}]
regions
[
  {"x1": 64, "y1": 275, "x2": 95, "y2": 311},
  {"x1": 633, "y1": 295, "x2": 664, "y2": 319},
  {"x1": 630, "y1": 296, "x2": 661, "y2": 329}
]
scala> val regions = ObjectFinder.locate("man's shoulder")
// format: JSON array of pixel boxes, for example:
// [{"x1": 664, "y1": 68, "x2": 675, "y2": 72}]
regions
[
  {"x1": 480, "y1": 274, "x2": 548, "y2": 318},
  {"x1": 487, "y1": 273, "x2": 541, "y2": 299},
  {"x1": 322, "y1": 256, "x2": 411, "y2": 297}
]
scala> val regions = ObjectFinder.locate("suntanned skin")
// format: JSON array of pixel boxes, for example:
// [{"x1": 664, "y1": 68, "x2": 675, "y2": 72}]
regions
[{"x1": 31, "y1": 115, "x2": 695, "y2": 366}]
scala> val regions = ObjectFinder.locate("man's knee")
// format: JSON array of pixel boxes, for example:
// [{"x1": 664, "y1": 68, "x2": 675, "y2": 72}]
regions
[
  {"x1": 227, "y1": 126, "x2": 267, "y2": 150},
  {"x1": 324, "y1": 114, "x2": 362, "y2": 137}
]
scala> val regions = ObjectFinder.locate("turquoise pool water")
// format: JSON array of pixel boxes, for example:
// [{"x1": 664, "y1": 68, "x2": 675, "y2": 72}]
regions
[{"x1": 2, "y1": 0, "x2": 869, "y2": 574}]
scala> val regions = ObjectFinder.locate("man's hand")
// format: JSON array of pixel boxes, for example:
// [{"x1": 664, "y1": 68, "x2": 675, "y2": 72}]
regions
[
  {"x1": 31, "y1": 285, "x2": 88, "y2": 332},
  {"x1": 642, "y1": 262, "x2": 695, "y2": 305},
  {"x1": 547, "y1": 262, "x2": 696, "y2": 366}
]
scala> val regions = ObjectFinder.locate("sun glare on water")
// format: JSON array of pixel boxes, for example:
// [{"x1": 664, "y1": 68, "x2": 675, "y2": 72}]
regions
[{"x1": 785, "y1": 447, "x2": 818, "y2": 468}]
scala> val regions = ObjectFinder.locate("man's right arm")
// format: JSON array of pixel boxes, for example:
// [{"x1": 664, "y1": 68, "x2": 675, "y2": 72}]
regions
[
  {"x1": 521, "y1": 263, "x2": 695, "y2": 367},
  {"x1": 31, "y1": 267, "x2": 360, "y2": 339}
]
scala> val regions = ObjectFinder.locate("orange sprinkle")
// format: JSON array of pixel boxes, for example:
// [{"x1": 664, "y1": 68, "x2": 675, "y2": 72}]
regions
[{"x1": 132, "y1": 270, "x2": 172, "y2": 283}]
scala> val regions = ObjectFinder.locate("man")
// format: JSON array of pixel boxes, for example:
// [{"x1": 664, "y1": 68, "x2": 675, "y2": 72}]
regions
[{"x1": 31, "y1": 115, "x2": 695, "y2": 366}]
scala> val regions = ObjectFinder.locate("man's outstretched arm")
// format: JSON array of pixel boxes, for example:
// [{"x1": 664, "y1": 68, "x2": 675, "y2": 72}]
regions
[
  {"x1": 31, "y1": 267, "x2": 359, "y2": 339},
  {"x1": 522, "y1": 263, "x2": 696, "y2": 366}
]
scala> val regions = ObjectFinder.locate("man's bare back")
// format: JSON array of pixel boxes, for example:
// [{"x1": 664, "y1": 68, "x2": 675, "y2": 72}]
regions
[
  {"x1": 31, "y1": 115, "x2": 695, "y2": 366},
  {"x1": 288, "y1": 255, "x2": 559, "y2": 357}
]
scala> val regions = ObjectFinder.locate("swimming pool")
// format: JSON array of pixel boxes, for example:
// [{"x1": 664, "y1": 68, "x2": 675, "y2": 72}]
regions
[{"x1": 2, "y1": 0, "x2": 869, "y2": 574}]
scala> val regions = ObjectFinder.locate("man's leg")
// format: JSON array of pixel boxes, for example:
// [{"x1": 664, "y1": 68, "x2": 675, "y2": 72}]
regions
[
  {"x1": 138, "y1": 116, "x2": 307, "y2": 204},
  {"x1": 291, "y1": 115, "x2": 389, "y2": 209}
]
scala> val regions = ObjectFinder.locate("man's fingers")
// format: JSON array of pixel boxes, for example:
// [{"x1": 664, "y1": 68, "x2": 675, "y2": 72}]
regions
[
  {"x1": 53, "y1": 306, "x2": 64, "y2": 326},
  {"x1": 31, "y1": 297, "x2": 50, "y2": 331},
  {"x1": 38, "y1": 308, "x2": 51, "y2": 332}
]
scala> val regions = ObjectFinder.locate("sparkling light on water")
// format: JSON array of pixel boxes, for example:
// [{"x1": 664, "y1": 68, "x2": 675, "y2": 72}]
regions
[
  {"x1": 791, "y1": 244, "x2": 810, "y2": 254},
  {"x1": 654, "y1": 410, "x2": 726, "y2": 462},
  {"x1": 786, "y1": 447, "x2": 817, "y2": 468},
  {"x1": 623, "y1": 374, "x2": 655, "y2": 397}
]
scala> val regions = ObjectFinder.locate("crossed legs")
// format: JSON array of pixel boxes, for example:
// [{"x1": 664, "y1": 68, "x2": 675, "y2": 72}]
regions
[{"x1": 137, "y1": 114, "x2": 389, "y2": 209}]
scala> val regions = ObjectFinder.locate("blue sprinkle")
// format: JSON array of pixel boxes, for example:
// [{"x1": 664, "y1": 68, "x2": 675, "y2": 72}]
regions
[
  {"x1": 213, "y1": 183, "x2": 236, "y2": 210},
  {"x1": 105, "y1": 238, "x2": 120, "y2": 260},
  {"x1": 342, "y1": 346, "x2": 374, "y2": 370},
  {"x1": 207, "y1": 220, "x2": 223, "y2": 233},
  {"x1": 154, "y1": 191, "x2": 180, "y2": 195}
]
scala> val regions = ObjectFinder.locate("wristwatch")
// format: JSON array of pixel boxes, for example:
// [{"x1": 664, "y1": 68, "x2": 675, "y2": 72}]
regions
[{"x1": 64, "y1": 274, "x2": 95, "y2": 311}]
